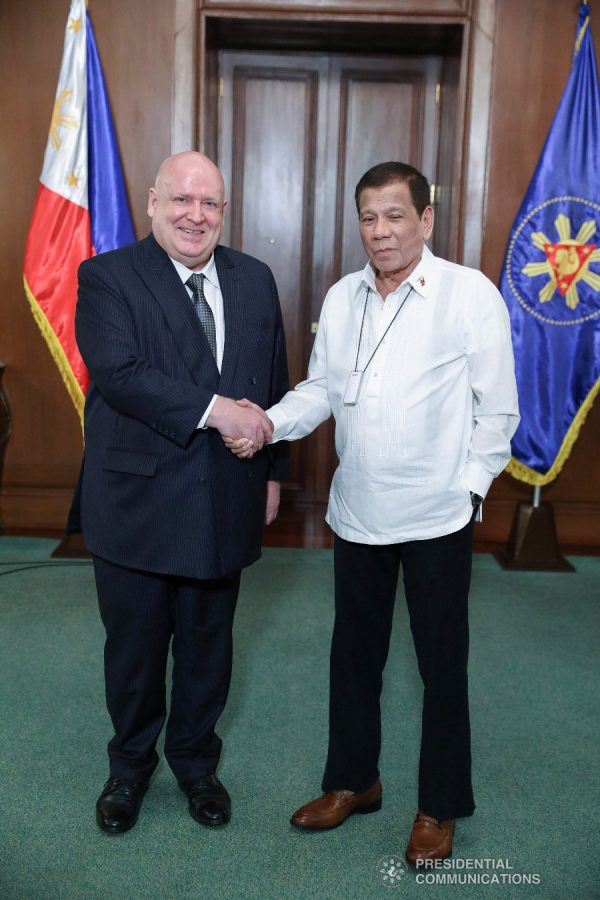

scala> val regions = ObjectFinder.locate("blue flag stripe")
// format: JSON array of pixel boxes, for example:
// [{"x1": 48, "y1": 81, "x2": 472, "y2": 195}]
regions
[{"x1": 86, "y1": 13, "x2": 135, "y2": 254}]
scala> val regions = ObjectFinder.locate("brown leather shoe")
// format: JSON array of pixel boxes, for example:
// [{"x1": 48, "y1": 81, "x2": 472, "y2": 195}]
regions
[
  {"x1": 290, "y1": 780, "x2": 382, "y2": 830},
  {"x1": 405, "y1": 811, "x2": 454, "y2": 864}
]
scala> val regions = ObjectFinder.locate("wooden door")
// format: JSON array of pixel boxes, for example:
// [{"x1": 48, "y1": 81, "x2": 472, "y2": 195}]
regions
[{"x1": 219, "y1": 50, "x2": 442, "y2": 503}]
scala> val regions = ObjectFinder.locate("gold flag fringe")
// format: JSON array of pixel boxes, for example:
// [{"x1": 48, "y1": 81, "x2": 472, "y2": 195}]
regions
[
  {"x1": 506, "y1": 373, "x2": 600, "y2": 485},
  {"x1": 23, "y1": 274, "x2": 85, "y2": 430}
]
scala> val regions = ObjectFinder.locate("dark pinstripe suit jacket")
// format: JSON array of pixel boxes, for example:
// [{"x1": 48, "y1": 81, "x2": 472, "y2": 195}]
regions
[{"x1": 69, "y1": 233, "x2": 289, "y2": 580}]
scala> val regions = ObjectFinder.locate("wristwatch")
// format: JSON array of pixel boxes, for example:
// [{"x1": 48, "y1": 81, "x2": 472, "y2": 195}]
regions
[{"x1": 470, "y1": 492, "x2": 483, "y2": 508}]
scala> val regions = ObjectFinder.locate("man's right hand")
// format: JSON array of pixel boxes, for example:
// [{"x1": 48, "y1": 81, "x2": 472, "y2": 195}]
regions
[
  {"x1": 221, "y1": 399, "x2": 275, "y2": 458},
  {"x1": 206, "y1": 396, "x2": 272, "y2": 450}
]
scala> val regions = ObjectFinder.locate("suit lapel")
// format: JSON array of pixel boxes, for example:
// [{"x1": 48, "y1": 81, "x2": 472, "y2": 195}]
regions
[
  {"x1": 137, "y1": 234, "x2": 219, "y2": 385},
  {"x1": 215, "y1": 245, "x2": 244, "y2": 396}
]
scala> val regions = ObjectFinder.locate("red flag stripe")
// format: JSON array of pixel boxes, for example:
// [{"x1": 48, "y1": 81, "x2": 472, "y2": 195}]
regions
[{"x1": 24, "y1": 183, "x2": 94, "y2": 402}]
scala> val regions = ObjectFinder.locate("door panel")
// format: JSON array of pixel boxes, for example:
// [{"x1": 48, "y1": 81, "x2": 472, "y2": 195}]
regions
[
  {"x1": 219, "y1": 49, "x2": 441, "y2": 502},
  {"x1": 220, "y1": 54, "x2": 328, "y2": 492},
  {"x1": 337, "y1": 73, "x2": 424, "y2": 276},
  {"x1": 329, "y1": 56, "x2": 441, "y2": 280}
]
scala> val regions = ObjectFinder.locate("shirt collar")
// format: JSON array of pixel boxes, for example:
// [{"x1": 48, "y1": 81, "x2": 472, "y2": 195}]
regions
[
  {"x1": 170, "y1": 253, "x2": 219, "y2": 289},
  {"x1": 358, "y1": 243, "x2": 434, "y2": 300},
  {"x1": 359, "y1": 262, "x2": 377, "y2": 295}
]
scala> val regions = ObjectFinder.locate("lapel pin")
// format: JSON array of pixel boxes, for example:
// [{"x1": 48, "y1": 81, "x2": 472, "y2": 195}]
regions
[{"x1": 417, "y1": 276, "x2": 425, "y2": 288}]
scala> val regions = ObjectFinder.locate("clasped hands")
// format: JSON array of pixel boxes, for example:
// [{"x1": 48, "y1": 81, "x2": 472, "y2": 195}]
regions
[{"x1": 206, "y1": 396, "x2": 273, "y2": 458}]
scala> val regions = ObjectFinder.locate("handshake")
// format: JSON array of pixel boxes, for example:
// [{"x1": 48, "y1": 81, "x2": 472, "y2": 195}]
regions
[{"x1": 206, "y1": 396, "x2": 274, "y2": 459}]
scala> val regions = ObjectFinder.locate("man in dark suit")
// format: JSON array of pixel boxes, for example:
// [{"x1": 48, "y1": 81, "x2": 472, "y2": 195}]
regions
[{"x1": 72, "y1": 151, "x2": 289, "y2": 834}]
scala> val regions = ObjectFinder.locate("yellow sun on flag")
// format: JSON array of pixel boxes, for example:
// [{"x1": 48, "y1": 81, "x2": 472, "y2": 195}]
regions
[
  {"x1": 68, "y1": 16, "x2": 82, "y2": 33},
  {"x1": 49, "y1": 88, "x2": 79, "y2": 151},
  {"x1": 522, "y1": 213, "x2": 600, "y2": 309}
]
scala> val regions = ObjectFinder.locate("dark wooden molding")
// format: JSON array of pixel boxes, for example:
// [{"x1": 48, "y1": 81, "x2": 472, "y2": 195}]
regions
[{"x1": 202, "y1": 0, "x2": 471, "y2": 15}]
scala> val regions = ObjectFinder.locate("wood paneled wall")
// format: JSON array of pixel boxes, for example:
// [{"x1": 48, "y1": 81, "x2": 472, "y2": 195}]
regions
[
  {"x1": 0, "y1": 0, "x2": 173, "y2": 529},
  {"x1": 1, "y1": 0, "x2": 599, "y2": 545}
]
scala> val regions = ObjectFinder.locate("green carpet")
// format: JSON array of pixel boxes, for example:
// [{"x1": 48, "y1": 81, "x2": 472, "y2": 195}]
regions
[{"x1": 0, "y1": 537, "x2": 598, "y2": 899}]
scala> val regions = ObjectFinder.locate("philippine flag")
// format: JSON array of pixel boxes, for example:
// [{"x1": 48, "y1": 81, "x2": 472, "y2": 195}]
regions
[{"x1": 23, "y1": 0, "x2": 135, "y2": 420}]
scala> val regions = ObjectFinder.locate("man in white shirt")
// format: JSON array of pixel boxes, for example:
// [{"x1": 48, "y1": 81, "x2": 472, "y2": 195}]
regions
[{"x1": 228, "y1": 161, "x2": 519, "y2": 862}]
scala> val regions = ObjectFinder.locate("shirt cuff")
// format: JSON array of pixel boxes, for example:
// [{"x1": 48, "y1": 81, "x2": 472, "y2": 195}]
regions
[
  {"x1": 462, "y1": 461, "x2": 494, "y2": 499},
  {"x1": 266, "y1": 405, "x2": 286, "y2": 443},
  {"x1": 197, "y1": 394, "x2": 218, "y2": 430}
]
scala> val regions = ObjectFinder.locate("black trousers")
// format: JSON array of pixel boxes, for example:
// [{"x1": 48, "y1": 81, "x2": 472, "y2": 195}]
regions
[
  {"x1": 322, "y1": 519, "x2": 475, "y2": 821},
  {"x1": 93, "y1": 556, "x2": 240, "y2": 784}
]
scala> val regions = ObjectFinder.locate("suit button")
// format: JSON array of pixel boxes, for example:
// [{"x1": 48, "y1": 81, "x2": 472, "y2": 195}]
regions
[
  {"x1": 250, "y1": 376, "x2": 257, "y2": 385},
  {"x1": 198, "y1": 477, "x2": 207, "y2": 485}
]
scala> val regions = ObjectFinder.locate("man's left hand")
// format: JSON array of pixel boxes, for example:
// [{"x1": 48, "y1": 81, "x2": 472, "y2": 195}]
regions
[
  {"x1": 265, "y1": 481, "x2": 280, "y2": 525},
  {"x1": 223, "y1": 435, "x2": 255, "y2": 458}
]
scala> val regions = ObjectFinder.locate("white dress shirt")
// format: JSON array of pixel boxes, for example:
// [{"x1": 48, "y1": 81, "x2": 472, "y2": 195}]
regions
[
  {"x1": 268, "y1": 245, "x2": 520, "y2": 544},
  {"x1": 170, "y1": 254, "x2": 223, "y2": 427}
]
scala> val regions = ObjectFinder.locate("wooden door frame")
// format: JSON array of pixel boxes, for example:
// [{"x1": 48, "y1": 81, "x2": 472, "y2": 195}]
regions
[{"x1": 170, "y1": 0, "x2": 498, "y2": 270}]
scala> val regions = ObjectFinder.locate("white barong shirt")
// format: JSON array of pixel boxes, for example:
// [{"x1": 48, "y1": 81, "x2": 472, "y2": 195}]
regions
[{"x1": 268, "y1": 246, "x2": 520, "y2": 544}]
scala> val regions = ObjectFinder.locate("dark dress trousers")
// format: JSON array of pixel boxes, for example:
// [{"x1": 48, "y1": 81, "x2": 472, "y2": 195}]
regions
[{"x1": 69, "y1": 234, "x2": 289, "y2": 782}]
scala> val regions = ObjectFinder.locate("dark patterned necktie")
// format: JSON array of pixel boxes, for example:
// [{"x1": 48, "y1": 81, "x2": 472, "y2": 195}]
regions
[{"x1": 187, "y1": 273, "x2": 217, "y2": 361}]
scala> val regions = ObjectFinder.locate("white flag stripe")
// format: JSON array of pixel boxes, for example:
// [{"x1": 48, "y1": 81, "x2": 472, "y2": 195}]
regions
[{"x1": 39, "y1": 0, "x2": 88, "y2": 209}]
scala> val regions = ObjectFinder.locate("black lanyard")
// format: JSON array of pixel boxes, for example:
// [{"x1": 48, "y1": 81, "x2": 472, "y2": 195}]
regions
[{"x1": 353, "y1": 284, "x2": 414, "y2": 373}]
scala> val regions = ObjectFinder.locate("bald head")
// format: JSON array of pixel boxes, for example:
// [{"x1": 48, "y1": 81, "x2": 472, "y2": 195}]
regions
[
  {"x1": 148, "y1": 152, "x2": 227, "y2": 269},
  {"x1": 154, "y1": 152, "x2": 224, "y2": 195}
]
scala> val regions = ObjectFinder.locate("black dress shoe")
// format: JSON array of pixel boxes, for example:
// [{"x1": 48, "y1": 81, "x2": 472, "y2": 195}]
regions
[
  {"x1": 96, "y1": 777, "x2": 148, "y2": 834},
  {"x1": 179, "y1": 774, "x2": 231, "y2": 827}
]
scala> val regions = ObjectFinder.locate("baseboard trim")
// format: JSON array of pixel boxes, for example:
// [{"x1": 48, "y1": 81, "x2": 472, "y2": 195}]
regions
[
  {"x1": 1, "y1": 487, "x2": 599, "y2": 549},
  {"x1": 1, "y1": 485, "x2": 74, "y2": 531}
]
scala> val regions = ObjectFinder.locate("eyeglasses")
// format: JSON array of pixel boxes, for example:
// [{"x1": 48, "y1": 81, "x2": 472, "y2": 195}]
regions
[
  {"x1": 197, "y1": 200, "x2": 224, "y2": 212},
  {"x1": 171, "y1": 196, "x2": 224, "y2": 213}
]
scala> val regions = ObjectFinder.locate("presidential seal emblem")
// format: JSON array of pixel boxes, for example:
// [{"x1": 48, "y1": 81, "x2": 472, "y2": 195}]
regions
[{"x1": 505, "y1": 196, "x2": 600, "y2": 325}]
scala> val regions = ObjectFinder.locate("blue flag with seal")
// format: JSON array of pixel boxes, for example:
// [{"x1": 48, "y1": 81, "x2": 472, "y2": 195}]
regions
[{"x1": 500, "y1": 2, "x2": 600, "y2": 486}]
